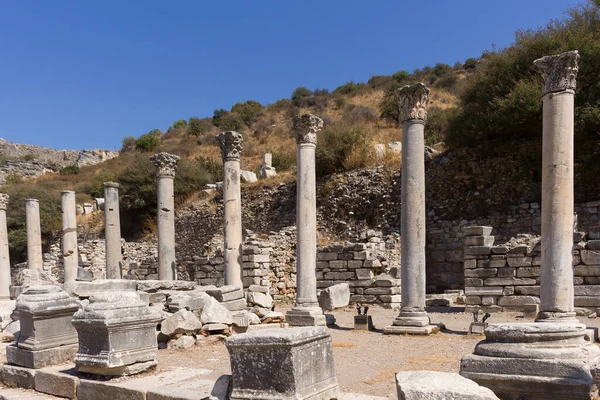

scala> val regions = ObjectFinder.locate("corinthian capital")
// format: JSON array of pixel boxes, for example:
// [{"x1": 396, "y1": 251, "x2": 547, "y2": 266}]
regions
[
  {"x1": 216, "y1": 131, "x2": 243, "y2": 162},
  {"x1": 534, "y1": 50, "x2": 579, "y2": 95},
  {"x1": 0, "y1": 194, "x2": 8, "y2": 211},
  {"x1": 293, "y1": 114, "x2": 323, "y2": 145},
  {"x1": 150, "y1": 152, "x2": 180, "y2": 178},
  {"x1": 397, "y1": 83, "x2": 430, "y2": 123}
]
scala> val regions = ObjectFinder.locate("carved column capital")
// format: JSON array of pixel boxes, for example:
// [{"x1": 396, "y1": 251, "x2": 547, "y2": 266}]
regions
[
  {"x1": 397, "y1": 83, "x2": 430, "y2": 123},
  {"x1": 293, "y1": 114, "x2": 324, "y2": 145},
  {"x1": 0, "y1": 194, "x2": 8, "y2": 211},
  {"x1": 216, "y1": 131, "x2": 243, "y2": 162},
  {"x1": 534, "y1": 50, "x2": 579, "y2": 95},
  {"x1": 150, "y1": 152, "x2": 180, "y2": 178}
]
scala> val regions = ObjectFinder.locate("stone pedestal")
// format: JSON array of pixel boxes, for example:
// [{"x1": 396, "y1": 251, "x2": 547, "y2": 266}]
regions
[
  {"x1": 61, "y1": 191, "x2": 79, "y2": 284},
  {"x1": 354, "y1": 315, "x2": 374, "y2": 331},
  {"x1": 384, "y1": 83, "x2": 439, "y2": 335},
  {"x1": 286, "y1": 115, "x2": 326, "y2": 327},
  {"x1": 258, "y1": 153, "x2": 277, "y2": 179},
  {"x1": 460, "y1": 51, "x2": 600, "y2": 399},
  {"x1": 72, "y1": 291, "x2": 161, "y2": 376},
  {"x1": 0, "y1": 194, "x2": 11, "y2": 299},
  {"x1": 216, "y1": 131, "x2": 244, "y2": 286},
  {"x1": 103, "y1": 182, "x2": 122, "y2": 279},
  {"x1": 7, "y1": 285, "x2": 80, "y2": 369},
  {"x1": 25, "y1": 199, "x2": 43, "y2": 271},
  {"x1": 150, "y1": 152, "x2": 180, "y2": 281},
  {"x1": 226, "y1": 326, "x2": 340, "y2": 400}
]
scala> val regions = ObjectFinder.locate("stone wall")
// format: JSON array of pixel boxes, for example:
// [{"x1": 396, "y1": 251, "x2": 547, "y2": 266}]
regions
[{"x1": 463, "y1": 225, "x2": 600, "y2": 313}]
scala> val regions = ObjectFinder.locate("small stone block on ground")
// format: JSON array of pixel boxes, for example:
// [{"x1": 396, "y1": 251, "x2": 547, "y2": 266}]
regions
[
  {"x1": 34, "y1": 365, "x2": 78, "y2": 399},
  {"x1": 6, "y1": 345, "x2": 78, "y2": 369},
  {"x1": 396, "y1": 371, "x2": 499, "y2": 400},
  {"x1": 353, "y1": 315, "x2": 374, "y2": 331},
  {"x1": 468, "y1": 322, "x2": 487, "y2": 335},
  {"x1": 0, "y1": 364, "x2": 36, "y2": 389}
]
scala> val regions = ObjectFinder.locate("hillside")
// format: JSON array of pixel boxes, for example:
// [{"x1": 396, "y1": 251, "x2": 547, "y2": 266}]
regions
[{"x1": 2, "y1": 0, "x2": 600, "y2": 262}]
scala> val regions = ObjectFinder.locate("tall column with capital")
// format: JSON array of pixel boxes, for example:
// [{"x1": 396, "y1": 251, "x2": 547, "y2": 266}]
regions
[
  {"x1": 104, "y1": 182, "x2": 122, "y2": 279},
  {"x1": 61, "y1": 190, "x2": 79, "y2": 283},
  {"x1": 0, "y1": 194, "x2": 11, "y2": 299},
  {"x1": 150, "y1": 152, "x2": 180, "y2": 281},
  {"x1": 286, "y1": 114, "x2": 326, "y2": 327},
  {"x1": 534, "y1": 50, "x2": 580, "y2": 322},
  {"x1": 25, "y1": 199, "x2": 43, "y2": 271},
  {"x1": 216, "y1": 131, "x2": 244, "y2": 286},
  {"x1": 385, "y1": 83, "x2": 439, "y2": 335}
]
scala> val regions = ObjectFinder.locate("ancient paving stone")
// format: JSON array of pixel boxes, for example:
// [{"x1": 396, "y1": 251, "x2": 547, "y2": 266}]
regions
[{"x1": 34, "y1": 365, "x2": 78, "y2": 399}]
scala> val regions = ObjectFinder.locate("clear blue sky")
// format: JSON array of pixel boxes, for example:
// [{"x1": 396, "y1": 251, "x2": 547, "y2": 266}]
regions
[{"x1": 0, "y1": 0, "x2": 580, "y2": 150}]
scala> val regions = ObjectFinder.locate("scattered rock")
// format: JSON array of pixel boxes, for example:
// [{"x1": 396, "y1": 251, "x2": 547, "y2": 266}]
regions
[
  {"x1": 200, "y1": 297, "x2": 233, "y2": 325},
  {"x1": 318, "y1": 283, "x2": 350, "y2": 310},
  {"x1": 167, "y1": 335, "x2": 196, "y2": 350},
  {"x1": 160, "y1": 310, "x2": 203, "y2": 337},
  {"x1": 247, "y1": 292, "x2": 273, "y2": 309}
]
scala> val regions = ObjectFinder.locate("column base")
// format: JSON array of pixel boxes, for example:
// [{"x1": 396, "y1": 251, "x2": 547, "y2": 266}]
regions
[
  {"x1": 286, "y1": 306, "x2": 326, "y2": 327},
  {"x1": 460, "y1": 322, "x2": 600, "y2": 399},
  {"x1": 384, "y1": 310, "x2": 440, "y2": 335}
]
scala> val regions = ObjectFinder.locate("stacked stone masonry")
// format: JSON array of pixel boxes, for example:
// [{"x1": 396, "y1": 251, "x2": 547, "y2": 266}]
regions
[{"x1": 463, "y1": 224, "x2": 600, "y2": 312}]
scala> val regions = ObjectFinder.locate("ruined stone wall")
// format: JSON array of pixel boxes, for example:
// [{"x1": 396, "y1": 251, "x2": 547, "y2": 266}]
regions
[{"x1": 463, "y1": 225, "x2": 600, "y2": 313}]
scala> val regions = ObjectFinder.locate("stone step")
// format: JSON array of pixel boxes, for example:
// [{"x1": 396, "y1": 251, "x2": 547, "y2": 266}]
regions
[{"x1": 0, "y1": 387, "x2": 62, "y2": 399}]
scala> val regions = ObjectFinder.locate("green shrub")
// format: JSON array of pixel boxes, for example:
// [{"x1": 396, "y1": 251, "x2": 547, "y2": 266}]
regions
[
  {"x1": 88, "y1": 170, "x2": 117, "y2": 198},
  {"x1": 195, "y1": 156, "x2": 223, "y2": 182},
  {"x1": 392, "y1": 70, "x2": 409, "y2": 83},
  {"x1": 212, "y1": 109, "x2": 229, "y2": 127},
  {"x1": 4, "y1": 174, "x2": 22, "y2": 185},
  {"x1": 334, "y1": 97, "x2": 347, "y2": 109},
  {"x1": 343, "y1": 105, "x2": 378, "y2": 124},
  {"x1": 231, "y1": 100, "x2": 263, "y2": 126},
  {"x1": 271, "y1": 152, "x2": 296, "y2": 172},
  {"x1": 333, "y1": 81, "x2": 362, "y2": 96},
  {"x1": 425, "y1": 108, "x2": 461, "y2": 146},
  {"x1": 434, "y1": 74, "x2": 458, "y2": 91},
  {"x1": 315, "y1": 124, "x2": 369, "y2": 177},
  {"x1": 21, "y1": 154, "x2": 36, "y2": 162},
  {"x1": 291, "y1": 87, "x2": 313, "y2": 107},
  {"x1": 313, "y1": 88, "x2": 330, "y2": 97},
  {"x1": 121, "y1": 136, "x2": 136, "y2": 152},
  {"x1": 464, "y1": 58, "x2": 478, "y2": 69},
  {"x1": 59, "y1": 165, "x2": 79, "y2": 175},
  {"x1": 268, "y1": 98, "x2": 292, "y2": 111},
  {"x1": 216, "y1": 112, "x2": 244, "y2": 131},
  {"x1": 188, "y1": 117, "x2": 211, "y2": 137},
  {"x1": 173, "y1": 119, "x2": 187, "y2": 129},
  {"x1": 135, "y1": 133, "x2": 160, "y2": 151},
  {"x1": 368, "y1": 75, "x2": 393, "y2": 89}
]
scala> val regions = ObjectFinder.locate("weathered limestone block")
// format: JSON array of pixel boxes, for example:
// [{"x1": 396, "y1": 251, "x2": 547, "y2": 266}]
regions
[
  {"x1": 65, "y1": 279, "x2": 137, "y2": 298},
  {"x1": 137, "y1": 280, "x2": 196, "y2": 292},
  {"x1": 396, "y1": 371, "x2": 499, "y2": 400},
  {"x1": 226, "y1": 326, "x2": 340, "y2": 400},
  {"x1": 581, "y1": 250, "x2": 600, "y2": 265},
  {"x1": 165, "y1": 291, "x2": 210, "y2": 312},
  {"x1": 200, "y1": 296, "x2": 233, "y2": 325},
  {"x1": 72, "y1": 291, "x2": 161, "y2": 376},
  {"x1": 247, "y1": 292, "x2": 273, "y2": 309},
  {"x1": 318, "y1": 283, "x2": 350, "y2": 310},
  {"x1": 161, "y1": 310, "x2": 203, "y2": 337},
  {"x1": 465, "y1": 226, "x2": 493, "y2": 236}
]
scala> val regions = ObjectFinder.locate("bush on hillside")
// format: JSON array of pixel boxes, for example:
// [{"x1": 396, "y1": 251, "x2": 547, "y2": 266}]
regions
[
  {"x1": 367, "y1": 75, "x2": 394, "y2": 90},
  {"x1": 231, "y1": 100, "x2": 263, "y2": 126},
  {"x1": 444, "y1": 1, "x2": 600, "y2": 149},
  {"x1": 271, "y1": 152, "x2": 296, "y2": 172},
  {"x1": 59, "y1": 165, "x2": 79, "y2": 175},
  {"x1": 196, "y1": 155, "x2": 223, "y2": 182},
  {"x1": 212, "y1": 109, "x2": 229, "y2": 127},
  {"x1": 333, "y1": 81, "x2": 370, "y2": 96},
  {"x1": 392, "y1": 70, "x2": 409, "y2": 83},
  {"x1": 121, "y1": 136, "x2": 136, "y2": 152},
  {"x1": 173, "y1": 119, "x2": 187, "y2": 129},
  {"x1": 216, "y1": 112, "x2": 244, "y2": 131},
  {"x1": 315, "y1": 124, "x2": 369, "y2": 177},
  {"x1": 188, "y1": 117, "x2": 211, "y2": 137},
  {"x1": 464, "y1": 58, "x2": 478, "y2": 70},
  {"x1": 291, "y1": 87, "x2": 313, "y2": 107},
  {"x1": 342, "y1": 105, "x2": 378, "y2": 124},
  {"x1": 135, "y1": 133, "x2": 160, "y2": 151}
]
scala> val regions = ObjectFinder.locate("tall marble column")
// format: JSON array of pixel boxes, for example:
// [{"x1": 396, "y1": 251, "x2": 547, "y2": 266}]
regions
[
  {"x1": 0, "y1": 194, "x2": 11, "y2": 299},
  {"x1": 104, "y1": 182, "x2": 122, "y2": 279},
  {"x1": 461, "y1": 51, "x2": 600, "y2": 399},
  {"x1": 286, "y1": 114, "x2": 326, "y2": 327},
  {"x1": 61, "y1": 190, "x2": 79, "y2": 283},
  {"x1": 216, "y1": 131, "x2": 244, "y2": 286},
  {"x1": 385, "y1": 83, "x2": 439, "y2": 335},
  {"x1": 25, "y1": 199, "x2": 43, "y2": 271},
  {"x1": 150, "y1": 152, "x2": 180, "y2": 281},
  {"x1": 535, "y1": 50, "x2": 579, "y2": 322}
]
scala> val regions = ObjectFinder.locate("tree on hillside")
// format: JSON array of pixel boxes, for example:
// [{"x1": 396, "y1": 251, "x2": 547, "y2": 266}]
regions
[{"x1": 231, "y1": 100, "x2": 263, "y2": 126}]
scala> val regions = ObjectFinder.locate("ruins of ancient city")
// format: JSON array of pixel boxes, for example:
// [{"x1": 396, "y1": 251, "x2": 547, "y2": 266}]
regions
[{"x1": 3, "y1": 2, "x2": 600, "y2": 399}]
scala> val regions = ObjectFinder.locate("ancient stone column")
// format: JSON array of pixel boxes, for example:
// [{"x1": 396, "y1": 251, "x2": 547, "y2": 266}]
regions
[
  {"x1": 385, "y1": 83, "x2": 438, "y2": 335},
  {"x1": 0, "y1": 194, "x2": 11, "y2": 299},
  {"x1": 104, "y1": 182, "x2": 122, "y2": 279},
  {"x1": 150, "y1": 152, "x2": 180, "y2": 281},
  {"x1": 61, "y1": 191, "x2": 79, "y2": 284},
  {"x1": 216, "y1": 131, "x2": 244, "y2": 286},
  {"x1": 286, "y1": 114, "x2": 326, "y2": 327},
  {"x1": 534, "y1": 50, "x2": 580, "y2": 322},
  {"x1": 25, "y1": 199, "x2": 43, "y2": 271}
]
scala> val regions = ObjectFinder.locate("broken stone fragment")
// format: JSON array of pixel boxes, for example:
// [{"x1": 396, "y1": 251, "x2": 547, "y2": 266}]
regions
[{"x1": 161, "y1": 309, "x2": 203, "y2": 337}]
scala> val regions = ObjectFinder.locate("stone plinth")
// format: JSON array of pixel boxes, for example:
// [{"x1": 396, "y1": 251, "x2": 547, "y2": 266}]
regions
[
  {"x1": 72, "y1": 291, "x2": 161, "y2": 376},
  {"x1": 460, "y1": 322, "x2": 600, "y2": 399},
  {"x1": 7, "y1": 285, "x2": 79, "y2": 369},
  {"x1": 226, "y1": 326, "x2": 340, "y2": 400},
  {"x1": 16, "y1": 285, "x2": 79, "y2": 351}
]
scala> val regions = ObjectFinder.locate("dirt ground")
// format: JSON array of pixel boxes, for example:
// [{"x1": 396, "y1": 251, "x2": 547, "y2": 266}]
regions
[{"x1": 157, "y1": 306, "x2": 600, "y2": 399}]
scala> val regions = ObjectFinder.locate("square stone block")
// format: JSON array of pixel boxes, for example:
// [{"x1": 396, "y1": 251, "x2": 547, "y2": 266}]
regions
[
  {"x1": 16, "y1": 285, "x2": 79, "y2": 351},
  {"x1": 354, "y1": 315, "x2": 374, "y2": 331},
  {"x1": 226, "y1": 326, "x2": 340, "y2": 400},
  {"x1": 7, "y1": 344, "x2": 77, "y2": 369},
  {"x1": 72, "y1": 292, "x2": 161, "y2": 376}
]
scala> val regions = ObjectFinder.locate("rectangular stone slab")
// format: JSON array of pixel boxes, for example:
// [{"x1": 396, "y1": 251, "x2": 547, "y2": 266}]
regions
[
  {"x1": 34, "y1": 365, "x2": 79, "y2": 399},
  {"x1": 226, "y1": 326, "x2": 340, "y2": 399},
  {"x1": 6, "y1": 344, "x2": 77, "y2": 369}
]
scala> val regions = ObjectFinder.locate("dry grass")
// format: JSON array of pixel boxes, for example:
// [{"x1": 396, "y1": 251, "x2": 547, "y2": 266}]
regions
[
  {"x1": 332, "y1": 342, "x2": 357, "y2": 348},
  {"x1": 363, "y1": 368, "x2": 397, "y2": 385}
]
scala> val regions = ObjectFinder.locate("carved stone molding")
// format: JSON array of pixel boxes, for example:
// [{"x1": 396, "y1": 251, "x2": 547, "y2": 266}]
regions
[
  {"x1": 534, "y1": 50, "x2": 579, "y2": 95},
  {"x1": 0, "y1": 194, "x2": 8, "y2": 211},
  {"x1": 397, "y1": 83, "x2": 430, "y2": 123},
  {"x1": 216, "y1": 131, "x2": 243, "y2": 162},
  {"x1": 150, "y1": 152, "x2": 180, "y2": 178},
  {"x1": 293, "y1": 114, "x2": 324, "y2": 145}
]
